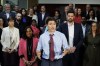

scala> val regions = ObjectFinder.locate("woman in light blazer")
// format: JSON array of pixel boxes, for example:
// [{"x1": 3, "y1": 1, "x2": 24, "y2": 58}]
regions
[
  {"x1": 1, "y1": 17, "x2": 20, "y2": 66},
  {"x1": 19, "y1": 26, "x2": 38, "y2": 66}
]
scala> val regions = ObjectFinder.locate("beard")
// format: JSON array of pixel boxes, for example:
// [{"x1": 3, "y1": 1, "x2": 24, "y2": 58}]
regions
[
  {"x1": 68, "y1": 18, "x2": 73, "y2": 23},
  {"x1": 17, "y1": 19, "x2": 21, "y2": 21}
]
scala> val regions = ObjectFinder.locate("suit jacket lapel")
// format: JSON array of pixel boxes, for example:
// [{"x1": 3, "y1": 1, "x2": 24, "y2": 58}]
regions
[
  {"x1": 74, "y1": 23, "x2": 77, "y2": 46},
  {"x1": 65, "y1": 23, "x2": 69, "y2": 44},
  {"x1": 4, "y1": 12, "x2": 7, "y2": 19}
]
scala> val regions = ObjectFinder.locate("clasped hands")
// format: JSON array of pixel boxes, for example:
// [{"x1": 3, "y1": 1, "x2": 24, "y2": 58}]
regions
[{"x1": 5, "y1": 47, "x2": 15, "y2": 53}]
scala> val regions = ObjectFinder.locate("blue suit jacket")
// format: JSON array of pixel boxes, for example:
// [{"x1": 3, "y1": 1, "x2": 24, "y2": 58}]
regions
[
  {"x1": 37, "y1": 12, "x2": 49, "y2": 27},
  {"x1": 0, "y1": 11, "x2": 15, "y2": 27},
  {"x1": 58, "y1": 22, "x2": 83, "y2": 51}
]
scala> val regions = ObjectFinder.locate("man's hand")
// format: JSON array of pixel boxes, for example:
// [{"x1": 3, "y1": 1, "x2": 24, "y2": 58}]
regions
[
  {"x1": 69, "y1": 46, "x2": 76, "y2": 53},
  {"x1": 36, "y1": 51, "x2": 41, "y2": 60}
]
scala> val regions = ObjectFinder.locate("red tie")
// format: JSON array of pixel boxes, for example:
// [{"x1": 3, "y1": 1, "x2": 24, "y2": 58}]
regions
[{"x1": 49, "y1": 34, "x2": 55, "y2": 61}]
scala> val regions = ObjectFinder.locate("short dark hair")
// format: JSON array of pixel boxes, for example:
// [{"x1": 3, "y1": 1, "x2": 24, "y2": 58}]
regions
[
  {"x1": 67, "y1": 10, "x2": 75, "y2": 15},
  {"x1": 7, "y1": 16, "x2": 15, "y2": 22},
  {"x1": 45, "y1": 17, "x2": 57, "y2": 24}
]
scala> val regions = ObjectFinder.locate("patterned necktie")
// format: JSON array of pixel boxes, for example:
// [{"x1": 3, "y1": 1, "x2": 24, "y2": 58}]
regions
[{"x1": 49, "y1": 34, "x2": 55, "y2": 61}]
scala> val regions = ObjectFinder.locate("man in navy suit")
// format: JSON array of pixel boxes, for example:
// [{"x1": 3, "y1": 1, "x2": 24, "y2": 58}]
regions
[
  {"x1": 58, "y1": 10, "x2": 83, "y2": 66},
  {"x1": 37, "y1": 5, "x2": 49, "y2": 32},
  {"x1": 0, "y1": 4, "x2": 15, "y2": 27}
]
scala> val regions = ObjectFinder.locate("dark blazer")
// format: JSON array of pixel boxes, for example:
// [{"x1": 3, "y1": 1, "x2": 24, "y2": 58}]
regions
[
  {"x1": 14, "y1": 21, "x2": 24, "y2": 38},
  {"x1": 37, "y1": 12, "x2": 49, "y2": 27},
  {"x1": 60, "y1": 12, "x2": 67, "y2": 23},
  {"x1": 58, "y1": 22, "x2": 83, "y2": 51},
  {"x1": 0, "y1": 11, "x2": 15, "y2": 27},
  {"x1": 85, "y1": 24, "x2": 90, "y2": 38}
]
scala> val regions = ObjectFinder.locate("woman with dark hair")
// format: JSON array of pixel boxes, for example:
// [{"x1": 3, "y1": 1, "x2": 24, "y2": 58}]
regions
[
  {"x1": 28, "y1": 8, "x2": 38, "y2": 25},
  {"x1": 1, "y1": 17, "x2": 20, "y2": 66},
  {"x1": 74, "y1": 8, "x2": 82, "y2": 24},
  {"x1": 86, "y1": 9, "x2": 97, "y2": 24},
  {"x1": 21, "y1": 8, "x2": 30, "y2": 27},
  {"x1": 54, "y1": 10, "x2": 61, "y2": 28},
  {"x1": 31, "y1": 19, "x2": 40, "y2": 38},
  {"x1": 83, "y1": 22, "x2": 100, "y2": 66},
  {"x1": 19, "y1": 26, "x2": 38, "y2": 66}
]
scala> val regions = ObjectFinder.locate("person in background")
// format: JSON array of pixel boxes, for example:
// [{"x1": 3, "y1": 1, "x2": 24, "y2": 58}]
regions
[
  {"x1": 19, "y1": 26, "x2": 38, "y2": 66},
  {"x1": 33, "y1": 5, "x2": 39, "y2": 15},
  {"x1": 14, "y1": 12, "x2": 24, "y2": 38},
  {"x1": 0, "y1": 5, "x2": 3, "y2": 13},
  {"x1": 0, "y1": 18, "x2": 4, "y2": 66},
  {"x1": 54, "y1": 10, "x2": 61, "y2": 29},
  {"x1": 58, "y1": 10, "x2": 83, "y2": 66},
  {"x1": 61, "y1": 6, "x2": 69, "y2": 23},
  {"x1": 68, "y1": 4, "x2": 74, "y2": 10},
  {"x1": 37, "y1": 5, "x2": 49, "y2": 31},
  {"x1": 83, "y1": 4, "x2": 92, "y2": 17},
  {"x1": 79, "y1": 17, "x2": 90, "y2": 66},
  {"x1": 28, "y1": 8, "x2": 38, "y2": 25},
  {"x1": 1, "y1": 17, "x2": 19, "y2": 66},
  {"x1": 13, "y1": 5, "x2": 20, "y2": 14},
  {"x1": 83, "y1": 22, "x2": 100, "y2": 66},
  {"x1": 86, "y1": 9, "x2": 97, "y2": 23},
  {"x1": 36, "y1": 17, "x2": 69, "y2": 66},
  {"x1": 0, "y1": 4, "x2": 15, "y2": 27},
  {"x1": 74, "y1": 8, "x2": 82, "y2": 24},
  {"x1": 31, "y1": 19, "x2": 40, "y2": 38},
  {"x1": 74, "y1": 8, "x2": 78, "y2": 16},
  {"x1": 21, "y1": 8, "x2": 30, "y2": 27}
]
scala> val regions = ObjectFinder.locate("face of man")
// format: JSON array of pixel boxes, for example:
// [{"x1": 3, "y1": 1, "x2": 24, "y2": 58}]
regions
[
  {"x1": 64, "y1": 6, "x2": 69, "y2": 13},
  {"x1": 5, "y1": 4, "x2": 11, "y2": 12},
  {"x1": 86, "y1": 4, "x2": 91, "y2": 11},
  {"x1": 67, "y1": 13, "x2": 75, "y2": 23},
  {"x1": 14, "y1": 5, "x2": 19, "y2": 11},
  {"x1": 41, "y1": 6, "x2": 46, "y2": 12},
  {"x1": 47, "y1": 21, "x2": 56, "y2": 32},
  {"x1": 16, "y1": 13, "x2": 22, "y2": 21}
]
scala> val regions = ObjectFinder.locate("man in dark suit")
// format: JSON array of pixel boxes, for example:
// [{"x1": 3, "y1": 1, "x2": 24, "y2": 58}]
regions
[
  {"x1": 61, "y1": 6, "x2": 69, "y2": 23},
  {"x1": 0, "y1": 4, "x2": 15, "y2": 27},
  {"x1": 82, "y1": 4, "x2": 91, "y2": 17},
  {"x1": 58, "y1": 10, "x2": 83, "y2": 66},
  {"x1": 14, "y1": 13, "x2": 24, "y2": 38},
  {"x1": 37, "y1": 5, "x2": 49, "y2": 31},
  {"x1": 79, "y1": 17, "x2": 91, "y2": 66}
]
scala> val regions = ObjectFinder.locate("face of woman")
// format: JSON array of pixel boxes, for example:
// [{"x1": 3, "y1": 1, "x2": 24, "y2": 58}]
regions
[
  {"x1": 92, "y1": 23, "x2": 97, "y2": 31},
  {"x1": 78, "y1": 8, "x2": 81, "y2": 15},
  {"x1": 0, "y1": 19, "x2": 3, "y2": 26},
  {"x1": 8, "y1": 20, "x2": 14, "y2": 27},
  {"x1": 89, "y1": 11, "x2": 94, "y2": 16},
  {"x1": 55, "y1": 11, "x2": 59, "y2": 17},
  {"x1": 22, "y1": 10, "x2": 26, "y2": 15},
  {"x1": 29, "y1": 9, "x2": 33, "y2": 15},
  {"x1": 26, "y1": 28, "x2": 33, "y2": 38}
]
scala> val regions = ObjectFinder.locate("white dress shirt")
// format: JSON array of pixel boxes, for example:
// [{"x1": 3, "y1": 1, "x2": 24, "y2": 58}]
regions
[
  {"x1": 42, "y1": 13, "x2": 45, "y2": 20},
  {"x1": 6, "y1": 13, "x2": 10, "y2": 19},
  {"x1": 81, "y1": 24, "x2": 86, "y2": 37},
  {"x1": 68, "y1": 22, "x2": 74, "y2": 47}
]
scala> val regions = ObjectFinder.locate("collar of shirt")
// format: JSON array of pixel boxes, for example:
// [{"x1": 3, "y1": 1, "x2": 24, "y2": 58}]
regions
[
  {"x1": 68, "y1": 22, "x2": 74, "y2": 26},
  {"x1": 47, "y1": 31, "x2": 56, "y2": 36}
]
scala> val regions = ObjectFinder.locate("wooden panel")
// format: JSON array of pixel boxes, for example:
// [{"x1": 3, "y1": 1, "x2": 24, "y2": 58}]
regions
[{"x1": 28, "y1": 0, "x2": 38, "y2": 8}]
